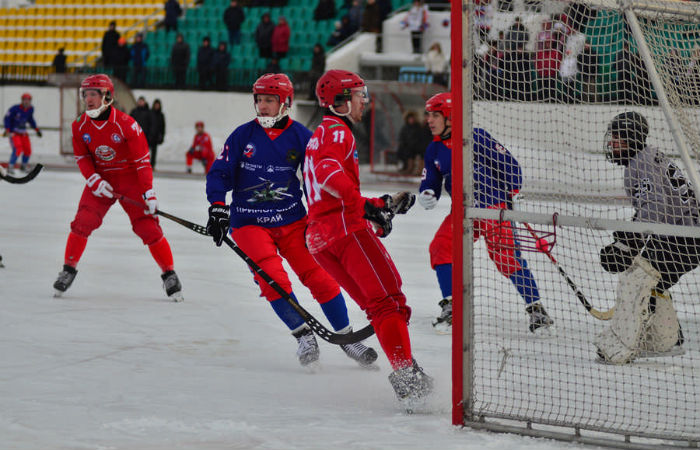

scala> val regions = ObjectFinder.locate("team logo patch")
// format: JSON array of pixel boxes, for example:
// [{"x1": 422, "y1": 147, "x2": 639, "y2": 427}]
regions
[
  {"x1": 244, "y1": 143, "x2": 256, "y2": 158},
  {"x1": 95, "y1": 145, "x2": 117, "y2": 161},
  {"x1": 111, "y1": 133, "x2": 122, "y2": 143},
  {"x1": 82, "y1": 133, "x2": 91, "y2": 144},
  {"x1": 353, "y1": 148, "x2": 358, "y2": 161}
]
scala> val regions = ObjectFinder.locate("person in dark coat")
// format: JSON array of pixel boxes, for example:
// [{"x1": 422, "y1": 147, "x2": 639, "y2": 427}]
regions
[
  {"x1": 308, "y1": 43, "x2": 325, "y2": 98},
  {"x1": 255, "y1": 13, "x2": 275, "y2": 59},
  {"x1": 130, "y1": 33, "x2": 149, "y2": 88},
  {"x1": 170, "y1": 33, "x2": 191, "y2": 88},
  {"x1": 361, "y1": 0, "x2": 382, "y2": 33},
  {"x1": 164, "y1": 0, "x2": 182, "y2": 32},
  {"x1": 129, "y1": 97, "x2": 152, "y2": 145},
  {"x1": 148, "y1": 99, "x2": 166, "y2": 168},
  {"x1": 112, "y1": 37, "x2": 131, "y2": 83},
  {"x1": 314, "y1": 0, "x2": 336, "y2": 21},
  {"x1": 101, "y1": 21, "x2": 120, "y2": 68},
  {"x1": 214, "y1": 42, "x2": 231, "y2": 90},
  {"x1": 397, "y1": 110, "x2": 426, "y2": 174},
  {"x1": 271, "y1": 16, "x2": 291, "y2": 59},
  {"x1": 223, "y1": 0, "x2": 245, "y2": 47},
  {"x1": 197, "y1": 36, "x2": 216, "y2": 89},
  {"x1": 52, "y1": 48, "x2": 66, "y2": 73}
]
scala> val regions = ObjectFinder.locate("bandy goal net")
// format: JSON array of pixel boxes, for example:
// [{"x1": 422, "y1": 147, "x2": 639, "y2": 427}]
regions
[{"x1": 450, "y1": 0, "x2": 700, "y2": 447}]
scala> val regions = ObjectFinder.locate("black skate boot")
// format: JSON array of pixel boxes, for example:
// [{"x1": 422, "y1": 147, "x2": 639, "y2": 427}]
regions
[
  {"x1": 161, "y1": 270, "x2": 184, "y2": 302},
  {"x1": 432, "y1": 296, "x2": 452, "y2": 328},
  {"x1": 53, "y1": 264, "x2": 77, "y2": 297},
  {"x1": 292, "y1": 326, "x2": 320, "y2": 367},
  {"x1": 526, "y1": 302, "x2": 553, "y2": 333},
  {"x1": 341, "y1": 342, "x2": 378, "y2": 369},
  {"x1": 388, "y1": 359, "x2": 434, "y2": 406}
]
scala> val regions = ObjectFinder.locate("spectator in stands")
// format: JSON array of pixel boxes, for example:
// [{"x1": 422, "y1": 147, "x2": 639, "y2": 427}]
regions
[
  {"x1": 377, "y1": 0, "x2": 392, "y2": 23},
  {"x1": 535, "y1": 20, "x2": 562, "y2": 102},
  {"x1": 361, "y1": 0, "x2": 382, "y2": 33},
  {"x1": 502, "y1": 36, "x2": 533, "y2": 101},
  {"x1": 148, "y1": 99, "x2": 165, "y2": 169},
  {"x1": 308, "y1": 43, "x2": 326, "y2": 98},
  {"x1": 314, "y1": 0, "x2": 336, "y2": 21},
  {"x1": 482, "y1": 38, "x2": 504, "y2": 100},
  {"x1": 271, "y1": 16, "x2": 291, "y2": 60},
  {"x1": 577, "y1": 39, "x2": 598, "y2": 103},
  {"x1": 224, "y1": 0, "x2": 245, "y2": 47},
  {"x1": 347, "y1": 0, "x2": 363, "y2": 33},
  {"x1": 401, "y1": 0, "x2": 429, "y2": 54},
  {"x1": 423, "y1": 42, "x2": 448, "y2": 86},
  {"x1": 171, "y1": 33, "x2": 191, "y2": 88},
  {"x1": 474, "y1": 0, "x2": 494, "y2": 46},
  {"x1": 130, "y1": 97, "x2": 152, "y2": 145},
  {"x1": 113, "y1": 37, "x2": 131, "y2": 83},
  {"x1": 197, "y1": 36, "x2": 216, "y2": 90},
  {"x1": 505, "y1": 16, "x2": 528, "y2": 51},
  {"x1": 559, "y1": 28, "x2": 586, "y2": 103},
  {"x1": 52, "y1": 48, "x2": 66, "y2": 74},
  {"x1": 255, "y1": 13, "x2": 275, "y2": 59},
  {"x1": 686, "y1": 45, "x2": 700, "y2": 104},
  {"x1": 614, "y1": 41, "x2": 651, "y2": 105},
  {"x1": 130, "y1": 33, "x2": 149, "y2": 89},
  {"x1": 327, "y1": 21, "x2": 344, "y2": 46},
  {"x1": 397, "y1": 110, "x2": 425, "y2": 175},
  {"x1": 214, "y1": 42, "x2": 231, "y2": 91},
  {"x1": 164, "y1": 0, "x2": 183, "y2": 32},
  {"x1": 101, "y1": 21, "x2": 120, "y2": 68},
  {"x1": 264, "y1": 57, "x2": 281, "y2": 74}
]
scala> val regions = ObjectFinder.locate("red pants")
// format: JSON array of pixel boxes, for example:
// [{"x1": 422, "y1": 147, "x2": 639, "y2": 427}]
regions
[
  {"x1": 231, "y1": 218, "x2": 341, "y2": 303},
  {"x1": 10, "y1": 133, "x2": 31, "y2": 157},
  {"x1": 70, "y1": 175, "x2": 164, "y2": 246},
  {"x1": 311, "y1": 228, "x2": 411, "y2": 326},
  {"x1": 430, "y1": 213, "x2": 521, "y2": 277},
  {"x1": 186, "y1": 149, "x2": 215, "y2": 172}
]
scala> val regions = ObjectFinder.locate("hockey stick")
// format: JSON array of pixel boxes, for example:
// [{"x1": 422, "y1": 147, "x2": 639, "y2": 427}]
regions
[
  {"x1": 0, "y1": 164, "x2": 43, "y2": 184},
  {"x1": 116, "y1": 195, "x2": 375, "y2": 345},
  {"x1": 522, "y1": 222, "x2": 614, "y2": 321}
]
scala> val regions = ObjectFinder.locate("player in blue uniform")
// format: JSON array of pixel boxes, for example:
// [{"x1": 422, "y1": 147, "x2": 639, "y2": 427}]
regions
[
  {"x1": 205, "y1": 73, "x2": 377, "y2": 368},
  {"x1": 417, "y1": 92, "x2": 553, "y2": 332},
  {"x1": 4, "y1": 93, "x2": 42, "y2": 173}
]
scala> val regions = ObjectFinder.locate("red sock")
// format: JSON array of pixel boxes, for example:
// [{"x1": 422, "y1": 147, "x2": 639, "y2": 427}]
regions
[
  {"x1": 64, "y1": 232, "x2": 88, "y2": 267},
  {"x1": 375, "y1": 314, "x2": 413, "y2": 371},
  {"x1": 148, "y1": 237, "x2": 174, "y2": 272}
]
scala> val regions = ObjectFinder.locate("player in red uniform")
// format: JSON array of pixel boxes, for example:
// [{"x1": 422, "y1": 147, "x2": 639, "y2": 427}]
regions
[
  {"x1": 186, "y1": 121, "x2": 215, "y2": 174},
  {"x1": 53, "y1": 74, "x2": 183, "y2": 301},
  {"x1": 303, "y1": 69, "x2": 432, "y2": 403}
]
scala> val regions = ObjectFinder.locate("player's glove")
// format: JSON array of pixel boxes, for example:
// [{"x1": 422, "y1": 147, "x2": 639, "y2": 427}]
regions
[
  {"x1": 35, "y1": 128, "x2": 42, "y2": 138},
  {"x1": 2, "y1": 129, "x2": 8, "y2": 137},
  {"x1": 187, "y1": 147, "x2": 194, "y2": 155},
  {"x1": 207, "y1": 203, "x2": 230, "y2": 246},
  {"x1": 418, "y1": 189, "x2": 438, "y2": 210},
  {"x1": 381, "y1": 191, "x2": 416, "y2": 214},
  {"x1": 600, "y1": 231, "x2": 644, "y2": 273},
  {"x1": 86, "y1": 173, "x2": 114, "y2": 198},
  {"x1": 363, "y1": 198, "x2": 394, "y2": 238},
  {"x1": 142, "y1": 189, "x2": 158, "y2": 215}
]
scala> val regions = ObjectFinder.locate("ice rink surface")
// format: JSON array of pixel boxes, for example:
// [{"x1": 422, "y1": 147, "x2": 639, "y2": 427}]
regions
[{"x1": 0, "y1": 169, "x2": 597, "y2": 450}]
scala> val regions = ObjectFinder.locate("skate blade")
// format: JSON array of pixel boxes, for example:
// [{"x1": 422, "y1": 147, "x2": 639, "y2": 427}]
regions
[
  {"x1": 169, "y1": 292, "x2": 184, "y2": 302},
  {"x1": 432, "y1": 321, "x2": 451, "y2": 335},
  {"x1": 53, "y1": 290, "x2": 64, "y2": 298},
  {"x1": 358, "y1": 362, "x2": 380, "y2": 371},
  {"x1": 530, "y1": 324, "x2": 555, "y2": 337}
]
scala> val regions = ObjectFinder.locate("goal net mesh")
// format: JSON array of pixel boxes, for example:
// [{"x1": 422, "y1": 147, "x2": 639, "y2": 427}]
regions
[{"x1": 461, "y1": 0, "x2": 700, "y2": 445}]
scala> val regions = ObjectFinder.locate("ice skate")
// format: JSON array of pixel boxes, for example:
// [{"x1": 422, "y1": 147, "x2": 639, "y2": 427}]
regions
[
  {"x1": 161, "y1": 270, "x2": 184, "y2": 302},
  {"x1": 388, "y1": 359, "x2": 434, "y2": 411},
  {"x1": 0, "y1": 254, "x2": 4, "y2": 268},
  {"x1": 432, "y1": 297, "x2": 452, "y2": 333},
  {"x1": 6, "y1": 165, "x2": 14, "y2": 175},
  {"x1": 341, "y1": 340, "x2": 379, "y2": 369},
  {"x1": 293, "y1": 326, "x2": 320, "y2": 368},
  {"x1": 526, "y1": 302, "x2": 553, "y2": 333},
  {"x1": 53, "y1": 264, "x2": 77, "y2": 297}
]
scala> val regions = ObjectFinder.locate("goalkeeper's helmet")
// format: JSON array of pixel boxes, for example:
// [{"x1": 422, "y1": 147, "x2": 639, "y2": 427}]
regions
[
  {"x1": 21, "y1": 93, "x2": 32, "y2": 101},
  {"x1": 605, "y1": 111, "x2": 649, "y2": 165},
  {"x1": 315, "y1": 70, "x2": 368, "y2": 117},
  {"x1": 253, "y1": 73, "x2": 293, "y2": 128},
  {"x1": 425, "y1": 92, "x2": 452, "y2": 121},
  {"x1": 80, "y1": 74, "x2": 114, "y2": 119}
]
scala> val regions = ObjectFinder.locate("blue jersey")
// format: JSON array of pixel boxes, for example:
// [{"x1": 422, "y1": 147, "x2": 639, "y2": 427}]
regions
[
  {"x1": 4, "y1": 104, "x2": 37, "y2": 134},
  {"x1": 419, "y1": 128, "x2": 522, "y2": 208},
  {"x1": 206, "y1": 119, "x2": 312, "y2": 228}
]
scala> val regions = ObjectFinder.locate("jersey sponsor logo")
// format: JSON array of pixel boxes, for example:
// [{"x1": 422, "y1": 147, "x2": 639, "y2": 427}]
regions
[
  {"x1": 111, "y1": 133, "x2": 122, "y2": 143},
  {"x1": 240, "y1": 161, "x2": 263, "y2": 171},
  {"x1": 82, "y1": 133, "x2": 91, "y2": 143},
  {"x1": 256, "y1": 213, "x2": 284, "y2": 224},
  {"x1": 244, "y1": 142, "x2": 256, "y2": 158},
  {"x1": 95, "y1": 145, "x2": 117, "y2": 161},
  {"x1": 307, "y1": 137, "x2": 319, "y2": 150},
  {"x1": 632, "y1": 178, "x2": 652, "y2": 199}
]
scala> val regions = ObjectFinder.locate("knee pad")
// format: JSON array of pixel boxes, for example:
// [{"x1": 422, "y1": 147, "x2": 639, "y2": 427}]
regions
[
  {"x1": 131, "y1": 216, "x2": 164, "y2": 245},
  {"x1": 642, "y1": 290, "x2": 680, "y2": 353}
]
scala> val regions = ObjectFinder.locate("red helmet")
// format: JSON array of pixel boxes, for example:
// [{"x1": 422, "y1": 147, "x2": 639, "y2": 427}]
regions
[
  {"x1": 21, "y1": 93, "x2": 32, "y2": 100},
  {"x1": 315, "y1": 70, "x2": 365, "y2": 108},
  {"x1": 253, "y1": 73, "x2": 294, "y2": 107},
  {"x1": 80, "y1": 74, "x2": 114, "y2": 99},
  {"x1": 425, "y1": 92, "x2": 452, "y2": 121},
  {"x1": 195, "y1": 121, "x2": 204, "y2": 128}
]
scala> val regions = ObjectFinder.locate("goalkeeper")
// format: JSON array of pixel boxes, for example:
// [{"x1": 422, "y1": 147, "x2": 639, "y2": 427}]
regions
[
  {"x1": 417, "y1": 92, "x2": 553, "y2": 333},
  {"x1": 595, "y1": 111, "x2": 699, "y2": 364}
]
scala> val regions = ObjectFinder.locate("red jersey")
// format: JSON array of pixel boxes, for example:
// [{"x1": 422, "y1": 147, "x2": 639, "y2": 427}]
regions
[
  {"x1": 191, "y1": 131, "x2": 213, "y2": 155},
  {"x1": 303, "y1": 115, "x2": 369, "y2": 253},
  {"x1": 71, "y1": 107, "x2": 153, "y2": 191}
]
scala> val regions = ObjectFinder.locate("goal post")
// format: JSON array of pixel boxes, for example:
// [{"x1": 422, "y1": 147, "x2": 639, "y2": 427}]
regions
[{"x1": 452, "y1": 0, "x2": 700, "y2": 447}]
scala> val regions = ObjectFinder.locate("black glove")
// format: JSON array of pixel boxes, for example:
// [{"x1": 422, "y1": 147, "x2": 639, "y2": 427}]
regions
[
  {"x1": 35, "y1": 128, "x2": 42, "y2": 138},
  {"x1": 206, "y1": 204, "x2": 230, "y2": 246},
  {"x1": 363, "y1": 199, "x2": 394, "y2": 237},
  {"x1": 600, "y1": 231, "x2": 643, "y2": 273},
  {"x1": 381, "y1": 192, "x2": 416, "y2": 214}
]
